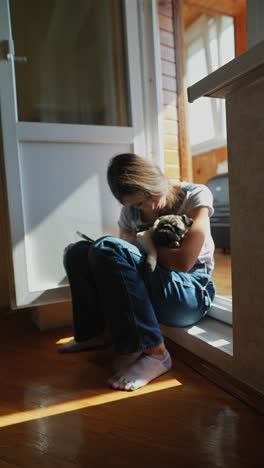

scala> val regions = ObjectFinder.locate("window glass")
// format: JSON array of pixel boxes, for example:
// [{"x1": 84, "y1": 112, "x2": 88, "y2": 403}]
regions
[
  {"x1": 220, "y1": 17, "x2": 235, "y2": 65},
  {"x1": 185, "y1": 14, "x2": 235, "y2": 151},
  {"x1": 10, "y1": 0, "x2": 131, "y2": 126},
  {"x1": 186, "y1": 37, "x2": 207, "y2": 85}
]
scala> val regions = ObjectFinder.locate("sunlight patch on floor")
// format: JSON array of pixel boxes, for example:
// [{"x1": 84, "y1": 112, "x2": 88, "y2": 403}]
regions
[
  {"x1": 56, "y1": 336, "x2": 74, "y2": 344},
  {"x1": 0, "y1": 377, "x2": 182, "y2": 428}
]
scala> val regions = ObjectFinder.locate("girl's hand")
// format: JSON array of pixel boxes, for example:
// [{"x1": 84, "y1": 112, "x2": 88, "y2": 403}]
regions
[{"x1": 157, "y1": 206, "x2": 209, "y2": 272}]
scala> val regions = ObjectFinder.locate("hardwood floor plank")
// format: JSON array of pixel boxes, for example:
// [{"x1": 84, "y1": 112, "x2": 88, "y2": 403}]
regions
[
  {"x1": 0, "y1": 461, "x2": 20, "y2": 468},
  {"x1": 0, "y1": 304, "x2": 263, "y2": 467},
  {"x1": 212, "y1": 249, "x2": 232, "y2": 297}
]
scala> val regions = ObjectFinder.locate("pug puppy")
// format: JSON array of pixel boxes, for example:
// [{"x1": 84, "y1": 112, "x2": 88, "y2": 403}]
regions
[{"x1": 136, "y1": 214, "x2": 193, "y2": 272}]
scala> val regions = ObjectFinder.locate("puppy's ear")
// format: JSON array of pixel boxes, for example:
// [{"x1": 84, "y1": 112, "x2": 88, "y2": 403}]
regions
[
  {"x1": 182, "y1": 214, "x2": 194, "y2": 227},
  {"x1": 153, "y1": 218, "x2": 161, "y2": 229}
]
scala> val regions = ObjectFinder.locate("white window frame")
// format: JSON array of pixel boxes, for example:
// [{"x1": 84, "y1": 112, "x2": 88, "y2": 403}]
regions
[
  {"x1": 185, "y1": 14, "x2": 235, "y2": 155},
  {"x1": 137, "y1": 0, "x2": 164, "y2": 170},
  {"x1": 208, "y1": 295, "x2": 232, "y2": 325}
]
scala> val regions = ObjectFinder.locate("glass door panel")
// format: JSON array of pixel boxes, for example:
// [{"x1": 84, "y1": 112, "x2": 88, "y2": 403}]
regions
[{"x1": 10, "y1": 0, "x2": 131, "y2": 126}]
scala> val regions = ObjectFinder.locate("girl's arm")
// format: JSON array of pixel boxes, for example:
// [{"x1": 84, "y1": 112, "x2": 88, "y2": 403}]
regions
[
  {"x1": 157, "y1": 206, "x2": 209, "y2": 272},
  {"x1": 119, "y1": 228, "x2": 142, "y2": 248}
]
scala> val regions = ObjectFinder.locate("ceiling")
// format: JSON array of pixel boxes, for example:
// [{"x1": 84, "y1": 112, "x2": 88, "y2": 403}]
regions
[{"x1": 183, "y1": 0, "x2": 246, "y2": 28}]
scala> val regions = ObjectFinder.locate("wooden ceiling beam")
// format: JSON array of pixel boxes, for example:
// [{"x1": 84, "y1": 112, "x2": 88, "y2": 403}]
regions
[{"x1": 183, "y1": 0, "x2": 245, "y2": 17}]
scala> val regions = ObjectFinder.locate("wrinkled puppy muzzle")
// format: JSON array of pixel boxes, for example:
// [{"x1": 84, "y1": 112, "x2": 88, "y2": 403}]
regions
[
  {"x1": 152, "y1": 214, "x2": 194, "y2": 248},
  {"x1": 153, "y1": 225, "x2": 181, "y2": 247}
]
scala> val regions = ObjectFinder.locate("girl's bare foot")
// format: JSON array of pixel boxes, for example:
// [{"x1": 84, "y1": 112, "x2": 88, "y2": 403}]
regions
[
  {"x1": 58, "y1": 333, "x2": 111, "y2": 353},
  {"x1": 108, "y1": 344, "x2": 172, "y2": 391}
]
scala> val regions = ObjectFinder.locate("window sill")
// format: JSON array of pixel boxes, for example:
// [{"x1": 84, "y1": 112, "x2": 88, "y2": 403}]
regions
[
  {"x1": 187, "y1": 38, "x2": 264, "y2": 102},
  {"x1": 161, "y1": 315, "x2": 233, "y2": 357},
  {"x1": 208, "y1": 295, "x2": 232, "y2": 325}
]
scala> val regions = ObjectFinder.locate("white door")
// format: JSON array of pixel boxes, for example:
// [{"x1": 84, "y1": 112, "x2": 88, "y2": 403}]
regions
[{"x1": 0, "y1": 0, "x2": 146, "y2": 308}]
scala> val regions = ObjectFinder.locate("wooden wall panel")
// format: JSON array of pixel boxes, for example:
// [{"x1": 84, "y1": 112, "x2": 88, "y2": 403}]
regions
[
  {"x1": 162, "y1": 103, "x2": 178, "y2": 120},
  {"x1": 184, "y1": 0, "x2": 245, "y2": 17},
  {"x1": 192, "y1": 146, "x2": 228, "y2": 184},
  {"x1": 164, "y1": 165, "x2": 180, "y2": 179},
  {"x1": 158, "y1": 14, "x2": 174, "y2": 33},
  {"x1": 161, "y1": 59, "x2": 176, "y2": 77},
  {"x1": 160, "y1": 44, "x2": 176, "y2": 62},
  {"x1": 162, "y1": 75, "x2": 177, "y2": 92},
  {"x1": 235, "y1": 7, "x2": 247, "y2": 56},
  {"x1": 158, "y1": 0, "x2": 173, "y2": 16},
  {"x1": 163, "y1": 120, "x2": 178, "y2": 134},
  {"x1": 164, "y1": 150, "x2": 180, "y2": 164},
  {"x1": 183, "y1": 6, "x2": 203, "y2": 28},
  {"x1": 158, "y1": 0, "x2": 180, "y2": 178},
  {"x1": 163, "y1": 134, "x2": 179, "y2": 151},
  {"x1": 159, "y1": 29, "x2": 175, "y2": 47},
  {"x1": 163, "y1": 89, "x2": 177, "y2": 105}
]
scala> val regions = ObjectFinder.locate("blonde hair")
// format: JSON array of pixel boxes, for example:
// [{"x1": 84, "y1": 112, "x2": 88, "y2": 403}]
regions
[{"x1": 107, "y1": 153, "x2": 181, "y2": 209}]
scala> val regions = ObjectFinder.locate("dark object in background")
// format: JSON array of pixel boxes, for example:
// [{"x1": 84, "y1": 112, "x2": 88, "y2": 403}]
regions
[{"x1": 207, "y1": 173, "x2": 230, "y2": 253}]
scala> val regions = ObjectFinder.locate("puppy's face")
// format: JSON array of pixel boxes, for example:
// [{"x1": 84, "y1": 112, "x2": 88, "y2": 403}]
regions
[{"x1": 152, "y1": 214, "x2": 193, "y2": 248}]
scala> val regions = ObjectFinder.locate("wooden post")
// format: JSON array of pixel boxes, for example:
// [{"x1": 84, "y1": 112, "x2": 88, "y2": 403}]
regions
[{"x1": 173, "y1": 0, "x2": 193, "y2": 181}]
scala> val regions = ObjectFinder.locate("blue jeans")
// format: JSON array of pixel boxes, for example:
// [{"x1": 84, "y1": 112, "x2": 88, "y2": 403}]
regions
[{"x1": 63, "y1": 236, "x2": 216, "y2": 354}]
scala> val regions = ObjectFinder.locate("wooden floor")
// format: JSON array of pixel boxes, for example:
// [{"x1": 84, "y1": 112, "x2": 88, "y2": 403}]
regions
[
  {"x1": 211, "y1": 249, "x2": 232, "y2": 298},
  {"x1": 0, "y1": 311, "x2": 263, "y2": 468}
]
